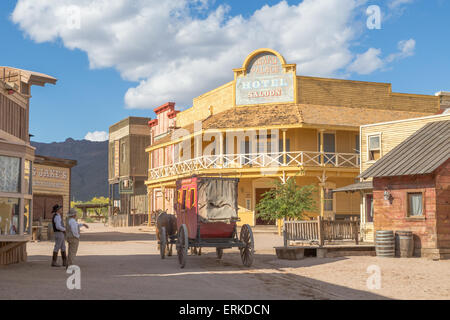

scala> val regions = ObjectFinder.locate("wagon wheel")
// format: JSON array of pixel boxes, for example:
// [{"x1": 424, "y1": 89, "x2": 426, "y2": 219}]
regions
[
  {"x1": 216, "y1": 248, "x2": 223, "y2": 260},
  {"x1": 177, "y1": 224, "x2": 189, "y2": 268},
  {"x1": 159, "y1": 227, "x2": 166, "y2": 259},
  {"x1": 239, "y1": 224, "x2": 254, "y2": 267}
]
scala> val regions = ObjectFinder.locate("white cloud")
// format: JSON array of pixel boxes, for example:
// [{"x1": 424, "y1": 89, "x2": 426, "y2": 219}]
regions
[
  {"x1": 11, "y1": 0, "x2": 415, "y2": 109},
  {"x1": 386, "y1": 38, "x2": 415, "y2": 62},
  {"x1": 348, "y1": 38, "x2": 415, "y2": 75},
  {"x1": 388, "y1": 0, "x2": 414, "y2": 9},
  {"x1": 84, "y1": 131, "x2": 109, "y2": 142},
  {"x1": 348, "y1": 48, "x2": 384, "y2": 75}
]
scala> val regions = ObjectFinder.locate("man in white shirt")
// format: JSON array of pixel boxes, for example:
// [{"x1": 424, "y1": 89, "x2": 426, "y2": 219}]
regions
[
  {"x1": 65, "y1": 208, "x2": 89, "y2": 268},
  {"x1": 51, "y1": 204, "x2": 67, "y2": 267}
]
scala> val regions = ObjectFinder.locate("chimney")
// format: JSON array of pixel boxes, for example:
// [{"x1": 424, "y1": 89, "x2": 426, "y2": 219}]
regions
[{"x1": 435, "y1": 91, "x2": 450, "y2": 111}]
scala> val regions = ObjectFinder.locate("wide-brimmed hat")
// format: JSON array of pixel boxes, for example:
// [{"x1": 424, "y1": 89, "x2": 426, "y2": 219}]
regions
[
  {"x1": 52, "y1": 204, "x2": 62, "y2": 212},
  {"x1": 67, "y1": 208, "x2": 78, "y2": 217}
]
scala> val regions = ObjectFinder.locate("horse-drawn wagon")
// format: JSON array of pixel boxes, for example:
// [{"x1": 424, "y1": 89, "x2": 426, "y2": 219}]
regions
[{"x1": 158, "y1": 176, "x2": 254, "y2": 268}]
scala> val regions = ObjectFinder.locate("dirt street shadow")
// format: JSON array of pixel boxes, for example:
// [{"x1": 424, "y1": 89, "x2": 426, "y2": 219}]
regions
[{"x1": 0, "y1": 251, "x2": 390, "y2": 300}]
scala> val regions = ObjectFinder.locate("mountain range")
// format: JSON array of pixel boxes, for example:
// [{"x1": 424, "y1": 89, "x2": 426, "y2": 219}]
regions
[{"x1": 31, "y1": 138, "x2": 108, "y2": 201}]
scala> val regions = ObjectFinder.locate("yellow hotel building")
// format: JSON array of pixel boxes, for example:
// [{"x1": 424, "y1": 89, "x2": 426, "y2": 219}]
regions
[{"x1": 145, "y1": 49, "x2": 441, "y2": 227}]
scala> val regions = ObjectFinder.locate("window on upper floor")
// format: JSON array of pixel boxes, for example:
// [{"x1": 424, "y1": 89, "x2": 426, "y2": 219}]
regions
[{"x1": 368, "y1": 134, "x2": 381, "y2": 161}]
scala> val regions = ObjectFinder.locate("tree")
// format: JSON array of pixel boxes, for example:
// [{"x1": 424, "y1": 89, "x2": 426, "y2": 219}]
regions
[{"x1": 255, "y1": 178, "x2": 316, "y2": 221}]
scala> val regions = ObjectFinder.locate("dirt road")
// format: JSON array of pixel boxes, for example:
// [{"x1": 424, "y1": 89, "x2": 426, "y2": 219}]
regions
[{"x1": 1, "y1": 223, "x2": 449, "y2": 300}]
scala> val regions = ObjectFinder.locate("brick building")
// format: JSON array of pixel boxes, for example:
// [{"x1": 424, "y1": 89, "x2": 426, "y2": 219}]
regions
[{"x1": 360, "y1": 120, "x2": 450, "y2": 259}]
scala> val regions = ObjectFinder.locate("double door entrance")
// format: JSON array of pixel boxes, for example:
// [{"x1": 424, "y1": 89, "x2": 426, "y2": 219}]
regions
[{"x1": 33, "y1": 195, "x2": 63, "y2": 222}]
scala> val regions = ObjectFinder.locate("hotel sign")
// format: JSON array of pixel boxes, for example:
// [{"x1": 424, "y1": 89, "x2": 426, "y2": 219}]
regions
[{"x1": 235, "y1": 52, "x2": 294, "y2": 106}]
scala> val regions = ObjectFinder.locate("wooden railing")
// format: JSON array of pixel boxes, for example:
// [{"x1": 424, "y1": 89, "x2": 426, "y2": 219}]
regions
[
  {"x1": 149, "y1": 151, "x2": 360, "y2": 180},
  {"x1": 283, "y1": 217, "x2": 359, "y2": 247}
]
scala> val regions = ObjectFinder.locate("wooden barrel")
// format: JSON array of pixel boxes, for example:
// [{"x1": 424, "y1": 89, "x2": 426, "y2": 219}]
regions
[
  {"x1": 376, "y1": 230, "x2": 395, "y2": 257},
  {"x1": 395, "y1": 231, "x2": 414, "y2": 258}
]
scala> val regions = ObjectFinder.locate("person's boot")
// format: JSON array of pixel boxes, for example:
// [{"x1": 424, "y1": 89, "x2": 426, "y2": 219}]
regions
[
  {"x1": 61, "y1": 251, "x2": 68, "y2": 267},
  {"x1": 51, "y1": 251, "x2": 61, "y2": 267}
]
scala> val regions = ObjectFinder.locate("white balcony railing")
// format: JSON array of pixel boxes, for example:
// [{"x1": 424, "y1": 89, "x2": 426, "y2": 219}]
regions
[{"x1": 149, "y1": 151, "x2": 360, "y2": 180}]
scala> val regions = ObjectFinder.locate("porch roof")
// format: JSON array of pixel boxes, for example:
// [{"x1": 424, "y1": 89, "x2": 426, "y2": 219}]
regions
[
  {"x1": 332, "y1": 181, "x2": 373, "y2": 193},
  {"x1": 148, "y1": 104, "x2": 429, "y2": 151}
]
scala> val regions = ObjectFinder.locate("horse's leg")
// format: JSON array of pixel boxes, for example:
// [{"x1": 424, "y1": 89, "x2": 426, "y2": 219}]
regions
[{"x1": 156, "y1": 228, "x2": 160, "y2": 250}]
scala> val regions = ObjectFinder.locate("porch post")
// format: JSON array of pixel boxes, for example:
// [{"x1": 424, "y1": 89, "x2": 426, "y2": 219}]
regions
[
  {"x1": 320, "y1": 184, "x2": 325, "y2": 218},
  {"x1": 319, "y1": 129, "x2": 324, "y2": 166},
  {"x1": 317, "y1": 216, "x2": 324, "y2": 246},
  {"x1": 282, "y1": 129, "x2": 287, "y2": 165},
  {"x1": 148, "y1": 187, "x2": 153, "y2": 226},
  {"x1": 219, "y1": 132, "x2": 224, "y2": 166},
  {"x1": 162, "y1": 147, "x2": 166, "y2": 166},
  {"x1": 162, "y1": 186, "x2": 166, "y2": 211}
]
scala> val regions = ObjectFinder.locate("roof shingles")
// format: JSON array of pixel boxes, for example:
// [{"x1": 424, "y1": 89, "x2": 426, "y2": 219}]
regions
[{"x1": 150, "y1": 104, "x2": 431, "y2": 148}]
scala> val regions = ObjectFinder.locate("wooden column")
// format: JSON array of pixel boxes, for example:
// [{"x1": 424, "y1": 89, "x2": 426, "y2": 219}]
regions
[
  {"x1": 282, "y1": 129, "x2": 287, "y2": 165},
  {"x1": 219, "y1": 132, "x2": 224, "y2": 165},
  {"x1": 317, "y1": 216, "x2": 324, "y2": 246},
  {"x1": 147, "y1": 188, "x2": 153, "y2": 226},
  {"x1": 320, "y1": 183, "x2": 325, "y2": 218},
  {"x1": 319, "y1": 129, "x2": 324, "y2": 166},
  {"x1": 162, "y1": 186, "x2": 166, "y2": 211}
]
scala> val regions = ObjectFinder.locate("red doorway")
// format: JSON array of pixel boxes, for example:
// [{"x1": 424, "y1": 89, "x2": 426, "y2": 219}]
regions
[{"x1": 255, "y1": 188, "x2": 276, "y2": 225}]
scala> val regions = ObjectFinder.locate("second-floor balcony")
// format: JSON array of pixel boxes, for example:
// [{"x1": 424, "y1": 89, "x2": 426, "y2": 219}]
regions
[{"x1": 148, "y1": 151, "x2": 360, "y2": 180}]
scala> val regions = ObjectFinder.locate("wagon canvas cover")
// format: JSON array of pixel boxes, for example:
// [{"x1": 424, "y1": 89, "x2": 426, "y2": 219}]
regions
[{"x1": 197, "y1": 178, "x2": 238, "y2": 223}]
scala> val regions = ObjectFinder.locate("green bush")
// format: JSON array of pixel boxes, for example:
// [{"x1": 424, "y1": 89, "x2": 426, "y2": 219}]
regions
[{"x1": 255, "y1": 178, "x2": 317, "y2": 221}]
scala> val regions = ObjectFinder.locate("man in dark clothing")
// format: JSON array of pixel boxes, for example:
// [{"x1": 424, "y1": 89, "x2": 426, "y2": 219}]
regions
[{"x1": 51, "y1": 204, "x2": 67, "y2": 267}]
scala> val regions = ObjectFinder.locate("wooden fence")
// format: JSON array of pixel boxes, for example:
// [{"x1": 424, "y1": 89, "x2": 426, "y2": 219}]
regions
[
  {"x1": 283, "y1": 217, "x2": 359, "y2": 247},
  {"x1": 109, "y1": 213, "x2": 148, "y2": 227}
]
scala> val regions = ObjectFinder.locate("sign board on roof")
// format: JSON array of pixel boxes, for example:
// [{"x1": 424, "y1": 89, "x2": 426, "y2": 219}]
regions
[{"x1": 235, "y1": 51, "x2": 295, "y2": 106}]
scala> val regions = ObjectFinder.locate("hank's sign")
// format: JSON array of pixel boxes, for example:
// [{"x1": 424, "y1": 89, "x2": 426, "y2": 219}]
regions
[{"x1": 235, "y1": 52, "x2": 294, "y2": 106}]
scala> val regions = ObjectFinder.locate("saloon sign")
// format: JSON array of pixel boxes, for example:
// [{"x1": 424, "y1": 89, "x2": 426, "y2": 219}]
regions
[{"x1": 235, "y1": 51, "x2": 295, "y2": 106}]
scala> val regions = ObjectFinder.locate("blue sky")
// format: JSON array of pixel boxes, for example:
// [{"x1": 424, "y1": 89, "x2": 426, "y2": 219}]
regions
[{"x1": 1, "y1": 0, "x2": 449, "y2": 143}]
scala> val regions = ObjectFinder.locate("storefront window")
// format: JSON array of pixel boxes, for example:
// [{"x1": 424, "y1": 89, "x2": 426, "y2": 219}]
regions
[
  {"x1": 24, "y1": 160, "x2": 32, "y2": 194},
  {"x1": 24, "y1": 199, "x2": 31, "y2": 234},
  {"x1": 0, "y1": 155, "x2": 21, "y2": 193},
  {"x1": 0, "y1": 198, "x2": 20, "y2": 235}
]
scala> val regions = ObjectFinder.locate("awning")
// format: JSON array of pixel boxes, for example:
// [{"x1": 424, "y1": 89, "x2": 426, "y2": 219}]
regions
[{"x1": 332, "y1": 181, "x2": 373, "y2": 193}]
